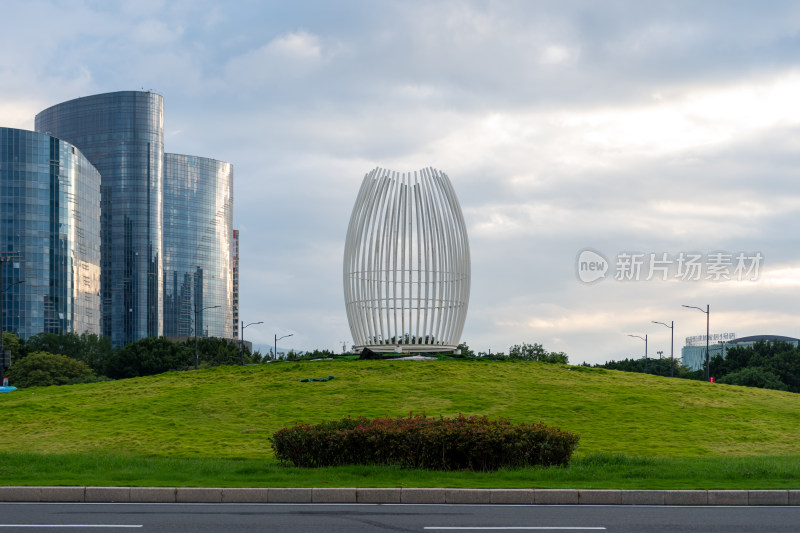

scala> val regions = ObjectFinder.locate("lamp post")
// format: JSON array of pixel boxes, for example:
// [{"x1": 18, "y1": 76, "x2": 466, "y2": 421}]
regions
[
  {"x1": 240, "y1": 320, "x2": 263, "y2": 365},
  {"x1": 652, "y1": 320, "x2": 675, "y2": 378},
  {"x1": 683, "y1": 304, "x2": 710, "y2": 381},
  {"x1": 274, "y1": 333, "x2": 294, "y2": 361},
  {"x1": 0, "y1": 277, "x2": 25, "y2": 383},
  {"x1": 193, "y1": 304, "x2": 220, "y2": 370},
  {"x1": 628, "y1": 334, "x2": 647, "y2": 373}
]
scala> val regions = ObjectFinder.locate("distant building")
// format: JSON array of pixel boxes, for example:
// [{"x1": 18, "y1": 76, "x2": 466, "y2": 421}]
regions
[
  {"x1": 36, "y1": 91, "x2": 165, "y2": 346},
  {"x1": 681, "y1": 334, "x2": 800, "y2": 371},
  {"x1": 0, "y1": 127, "x2": 101, "y2": 338},
  {"x1": 23, "y1": 90, "x2": 238, "y2": 348},
  {"x1": 162, "y1": 154, "x2": 234, "y2": 339}
]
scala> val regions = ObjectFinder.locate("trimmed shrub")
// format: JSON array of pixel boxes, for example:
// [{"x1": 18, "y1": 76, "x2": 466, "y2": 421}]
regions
[{"x1": 271, "y1": 414, "x2": 579, "y2": 471}]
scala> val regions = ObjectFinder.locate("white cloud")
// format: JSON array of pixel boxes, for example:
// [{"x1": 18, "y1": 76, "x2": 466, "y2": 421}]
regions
[
  {"x1": 268, "y1": 31, "x2": 322, "y2": 60},
  {"x1": 539, "y1": 44, "x2": 578, "y2": 65},
  {"x1": 223, "y1": 30, "x2": 325, "y2": 87},
  {"x1": 131, "y1": 19, "x2": 184, "y2": 46}
]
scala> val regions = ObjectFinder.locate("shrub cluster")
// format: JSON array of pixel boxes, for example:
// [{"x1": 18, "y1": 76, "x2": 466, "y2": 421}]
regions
[
  {"x1": 271, "y1": 414, "x2": 579, "y2": 471},
  {"x1": 6, "y1": 351, "x2": 95, "y2": 388}
]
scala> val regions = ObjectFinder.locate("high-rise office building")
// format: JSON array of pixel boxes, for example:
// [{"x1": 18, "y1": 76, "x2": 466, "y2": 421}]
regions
[
  {"x1": 0, "y1": 127, "x2": 101, "y2": 338},
  {"x1": 36, "y1": 91, "x2": 165, "y2": 347},
  {"x1": 162, "y1": 154, "x2": 234, "y2": 339}
]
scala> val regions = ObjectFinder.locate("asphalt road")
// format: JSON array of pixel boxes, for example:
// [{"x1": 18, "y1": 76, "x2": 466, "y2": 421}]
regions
[{"x1": 0, "y1": 503, "x2": 798, "y2": 532}]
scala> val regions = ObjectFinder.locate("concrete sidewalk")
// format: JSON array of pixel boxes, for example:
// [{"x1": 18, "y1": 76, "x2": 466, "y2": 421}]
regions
[{"x1": 0, "y1": 487, "x2": 797, "y2": 505}]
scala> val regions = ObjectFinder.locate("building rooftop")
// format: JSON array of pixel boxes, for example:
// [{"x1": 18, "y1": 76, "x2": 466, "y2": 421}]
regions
[{"x1": 730, "y1": 334, "x2": 800, "y2": 344}]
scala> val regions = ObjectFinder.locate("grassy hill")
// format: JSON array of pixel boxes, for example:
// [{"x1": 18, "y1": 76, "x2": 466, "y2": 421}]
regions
[{"x1": 1, "y1": 359, "x2": 798, "y2": 459}]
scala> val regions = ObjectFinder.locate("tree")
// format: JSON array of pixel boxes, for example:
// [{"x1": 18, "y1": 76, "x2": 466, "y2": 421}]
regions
[
  {"x1": 302, "y1": 349, "x2": 336, "y2": 360},
  {"x1": 104, "y1": 337, "x2": 192, "y2": 379},
  {"x1": 709, "y1": 340, "x2": 800, "y2": 393},
  {"x1": 77, "y1": 333, "x2": 113, "y2": 374},
  {"x1": 6, "y1": 351, "x2": 94, "y2": 388},
  {"x1": 1, "y1": 331, "x2": 24, "y2": 364},
  {"x1": 594, "y1": 357, "x2": 685, "y2": 377},
  {"x1": 508, "y1": 343, "x2": 569, "y2": 364},
  {"x1": 717, "y1": 367, "x2": 787, "y2": 391},
  {"x1": 185, "y1": 337, "x2": 242, "y2": 367},
  {"x1": 24, "y1": 332, "x2": 112, "y2": 374},
  {"x1": 456, "y1": 342, "x2": 475, "y2": 358},
  {"x1": 25, "y1": 332, "x2": 82, "y2": 359}
]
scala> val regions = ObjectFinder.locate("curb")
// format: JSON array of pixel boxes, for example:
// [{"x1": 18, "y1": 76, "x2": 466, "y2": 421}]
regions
[{"x1": 0, "y1": 488, "x2": 797, "y2": 505}]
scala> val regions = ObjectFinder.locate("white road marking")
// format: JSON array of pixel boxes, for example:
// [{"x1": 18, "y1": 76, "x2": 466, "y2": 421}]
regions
[
  {"x1": 0, "y1": 526, "x2": 142, "y2": 528},
  {"x1": 425, "y1": 526, "x2": 606, "y2": 531}
]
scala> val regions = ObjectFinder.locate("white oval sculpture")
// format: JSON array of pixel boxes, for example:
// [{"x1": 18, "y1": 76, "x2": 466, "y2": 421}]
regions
[{"x1": 344, "y1": 167, "x2": 470, "y2": 353}]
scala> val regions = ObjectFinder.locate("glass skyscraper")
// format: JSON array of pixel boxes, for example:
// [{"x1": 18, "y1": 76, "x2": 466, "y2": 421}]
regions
[
  {"x1": 0, "y1": 128, "x2": 101, "y2": 339},
  {"x1": 36, "y1": 91, "x2": 164, "y2": 347},
  {"x1": 162, "y1": 154, "x2": 234, "y2": 339}
]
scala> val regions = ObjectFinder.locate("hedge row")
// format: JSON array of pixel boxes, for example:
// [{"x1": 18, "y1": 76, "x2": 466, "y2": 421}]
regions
[{"x1": 270, "y1": 414, "x2": 579, "y2": 471}]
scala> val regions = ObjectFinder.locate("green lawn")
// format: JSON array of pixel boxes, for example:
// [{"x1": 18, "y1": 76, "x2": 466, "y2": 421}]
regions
[
  {"x1": 1, "y1": 359, "x2": 798, "y2": 487},
  {"x1": 0, "y1": 453, "x2": 798, "y2": 489}
]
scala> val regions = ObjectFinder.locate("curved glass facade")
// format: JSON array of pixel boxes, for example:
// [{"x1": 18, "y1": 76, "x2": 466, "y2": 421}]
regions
[
  {"x1": 163, "y1": 154, "x2": 233, "y2": 339},
  {"x1": 0, "y1": 128, "x2": 101, "y2": 339},
  {"x1": 35, "y1": 91, "x2": 164, "y2": 346}
]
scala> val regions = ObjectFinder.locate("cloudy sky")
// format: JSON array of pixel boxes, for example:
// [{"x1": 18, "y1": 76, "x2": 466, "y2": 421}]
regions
[{"x1": 3, "y1": 0, "x2": 800, "y2": 363}]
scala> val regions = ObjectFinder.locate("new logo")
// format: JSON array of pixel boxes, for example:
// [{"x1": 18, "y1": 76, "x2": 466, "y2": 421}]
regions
[{"x1": 576, "y1": 249, "x2": 609, "y2": 284}]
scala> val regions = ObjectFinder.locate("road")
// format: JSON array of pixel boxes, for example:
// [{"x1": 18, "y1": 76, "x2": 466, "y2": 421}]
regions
[{"x1": 0, "y1": 503, "x2": 797, "y2": 532}]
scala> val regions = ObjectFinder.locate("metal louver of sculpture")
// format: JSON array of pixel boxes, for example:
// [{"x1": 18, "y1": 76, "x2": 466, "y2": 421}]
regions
[{"x1": 343, "y1": 167, "x2": 470, "y2": 353}]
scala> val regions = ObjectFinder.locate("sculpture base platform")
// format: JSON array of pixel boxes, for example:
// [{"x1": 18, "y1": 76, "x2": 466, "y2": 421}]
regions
[{"x1": 356, "y1": 344, "x2": 459, "y2": 354}]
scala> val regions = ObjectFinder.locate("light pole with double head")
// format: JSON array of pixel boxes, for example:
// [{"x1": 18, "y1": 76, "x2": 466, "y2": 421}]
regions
[
  {"x1": 683, "y1": 304, "x2": 710, "y2": 381},
  {"x1": 628, "y1": 334, "x2": 647, "y2": 373},
  {"x1": 652, "y1": 320, "x2": 675, "y2": 378},
  {"x1": 274, "y1": 333, "x2": 294, "y2": 361},
  {"x1": 240, "y1": 320, "x2": 263, "y2": 365}
]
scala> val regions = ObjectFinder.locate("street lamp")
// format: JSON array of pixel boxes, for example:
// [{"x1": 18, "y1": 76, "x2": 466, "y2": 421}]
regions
[
  {"x1": 274, "y1": 333, "x2": 294, "y2": 361},
  {"x1": 241, "y1": 320, "x2": 263, "y2": 365},
  {"x1": 194, "y1": 304, "x2": 220, "y2": 370},
  {"x1": 628, "y1": 334, "x2": 647, "y2": 373},
  {"x1": 683, "y1": 304, "x2": 710, "y2": 381},
  {"x1": 652, "y1": 320, "x2": 675, "y2": 378},
  {"x1": 0, "y1": 278, "x2": 25, "y2": 383}
]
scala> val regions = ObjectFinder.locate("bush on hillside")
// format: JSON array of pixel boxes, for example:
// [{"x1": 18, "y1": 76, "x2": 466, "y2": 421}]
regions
[
  {"x1": 509, "y1": 342, "x2": 568, "y2": 363},
  {"x1": 717, "y1": 367, "x2": 787, "y2": 391},
  {"x1": 103, "y1": 337, "x2": 193, "y2": 379},
  {"x1": 24, "y1": 332, "x2": 112, "y2": 374},
  {"x1": 271, "y1": 414, "x2": 579, "y2": 471},
  {"x1": 182, "y1": 337, "x2": 244, "y2": 367},
  {"x1": 6, "y1": 351, "x2": 95, "y2": 388}
]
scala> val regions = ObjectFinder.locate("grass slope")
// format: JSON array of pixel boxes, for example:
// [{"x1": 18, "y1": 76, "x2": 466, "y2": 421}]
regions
[{"x1": 1, "y1": 359, "x2": 798, "y2": 459}]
